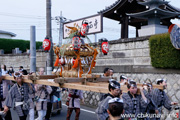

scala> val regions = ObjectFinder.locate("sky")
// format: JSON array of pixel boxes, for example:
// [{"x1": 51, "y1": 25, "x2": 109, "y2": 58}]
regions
[{"x1": 0, "y1": 0, "x2": 180, "y2": 44}]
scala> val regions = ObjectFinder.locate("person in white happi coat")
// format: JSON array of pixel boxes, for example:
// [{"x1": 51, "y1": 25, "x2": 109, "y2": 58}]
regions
[
  {"x1": 0, "y1": 72, "x2": 13, "y2": 120},
  {"x1": 66, "y1": 89, "x2": 84, "y2": 120},
  {"x1": 4, "y1": 72, "x2": 33, "y2": 120},
  {"x1": 35, "y1": 68, "x2": 52, "y2": 120}
]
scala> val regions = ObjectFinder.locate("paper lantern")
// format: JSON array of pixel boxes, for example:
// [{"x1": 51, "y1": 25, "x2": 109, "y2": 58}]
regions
[
  {"x1": 169, "y1": 24, "x2": 180, "y2": 49},
  {"x1": 43, "y1": 38, "x2": 51, "y2": 51},
  {"x1": 80, "y1": 22, "x2": 89, "y2": 37},
  {"x1": 72, "y1": 36, "x2": 81, "y2": 51},
  {"x1": 101, "y1": 41, "x2": 109, "y2": 55}
]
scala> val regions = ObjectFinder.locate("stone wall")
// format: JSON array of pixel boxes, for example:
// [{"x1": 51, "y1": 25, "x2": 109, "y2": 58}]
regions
[
  {"x1": 0, "y1": 51, "x2": 48, "y2": 72},
  {"x1": 93, "y1": 36, "x2": 180, "y2": 76}
]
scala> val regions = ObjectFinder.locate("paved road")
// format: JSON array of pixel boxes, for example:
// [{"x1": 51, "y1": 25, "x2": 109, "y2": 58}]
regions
[{"x1": 10, "y1": 102, "x2": 97, "y2": 120}]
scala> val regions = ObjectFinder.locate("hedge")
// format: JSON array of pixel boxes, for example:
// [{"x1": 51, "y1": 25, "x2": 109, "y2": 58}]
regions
[
  {"x1": 149, "y1": 33, "x2": 180, "y2": 69},
  {"x1": 0, "y1": 38, "x2": 42, "y2": 53}
]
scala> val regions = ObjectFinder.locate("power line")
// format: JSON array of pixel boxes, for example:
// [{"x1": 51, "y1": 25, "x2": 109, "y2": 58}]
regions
[
  {"x1": 0, "y1": 21, "x2": 45, "y2": 23},
  {"x1": 0, "y1": 12, "x2": 46, "y2": 19},
  {"x1": 0, "y1": 24, "x2": 46, "y2": 26},
  {"x1": 1, "y1": 28, "x2": 57, "y2": 30}
]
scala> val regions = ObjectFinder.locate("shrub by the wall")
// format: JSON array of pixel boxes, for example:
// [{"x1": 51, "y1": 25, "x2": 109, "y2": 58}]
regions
[
  {"x1": 0, "y1": 38, "x2": 42, "y2": 53},
  {"x1": 149, "y1": 33, "x2": 180, "y2": 69}
]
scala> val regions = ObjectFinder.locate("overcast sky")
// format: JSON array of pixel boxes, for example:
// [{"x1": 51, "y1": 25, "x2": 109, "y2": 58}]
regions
[{"x1": 0, "y1": 0, "x2": 180, "y2": 44}]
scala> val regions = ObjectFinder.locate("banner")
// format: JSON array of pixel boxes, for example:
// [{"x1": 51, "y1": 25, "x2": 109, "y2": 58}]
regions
[{"x1": 63, "y1": 14, "x2": 103, "y2": 38}]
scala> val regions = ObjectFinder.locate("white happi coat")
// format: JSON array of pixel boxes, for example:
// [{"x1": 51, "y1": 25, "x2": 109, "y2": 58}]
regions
[{"x1": 68, "y1": 89, "x2": 83, "y2": 108}]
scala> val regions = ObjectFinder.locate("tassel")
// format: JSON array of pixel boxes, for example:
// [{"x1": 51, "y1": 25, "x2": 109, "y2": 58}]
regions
[
  {"x1": 54, "y1": 57, "x2": 59, "y2": 67},
  {"x1": 59, "y1": 67, "x2": 62, "y2": 77},
  {"x1": 72, "y1": 58, "x2": 79, "y2": 68},
  {"x1": 92, "y1": 61, "x2": 96, "y2": 67},
  {"x1": 88, "y1": 48, "x2": 98, "y2": 74}
]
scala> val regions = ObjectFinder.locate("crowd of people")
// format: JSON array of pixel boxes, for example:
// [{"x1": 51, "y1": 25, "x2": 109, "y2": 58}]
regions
[
  {"x1": 0, "y1": 65, "x2": 179, "y2": 120},
  {"x1": 0, "y1": 64, "x2": 58, "y2": 120},
  {"x1": 96, "y1": 68, "x2": 178, "y2": 120},
  {"x1": 0, "y1": 64, "x2": 85, "y2": 120}
]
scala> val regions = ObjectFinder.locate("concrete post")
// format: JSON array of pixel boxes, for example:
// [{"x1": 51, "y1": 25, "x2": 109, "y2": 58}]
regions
[
  {"x1": 46, "y1": 0, "x2": 53, "y2": 75},
  {"x1": 59, "y1": 11, "x2": 63, "y2": 47},
  {"x1": 30, "y1": 26, "x2": 36, "y2": 72}
]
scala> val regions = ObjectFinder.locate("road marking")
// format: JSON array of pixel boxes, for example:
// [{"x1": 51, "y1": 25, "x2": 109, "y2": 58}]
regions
[{"x1": 62, "y1": 104, "x2": 95, "y2": 114}]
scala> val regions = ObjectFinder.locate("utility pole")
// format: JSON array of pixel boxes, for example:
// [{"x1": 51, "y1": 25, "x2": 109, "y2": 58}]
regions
[
  {"x1": 94, "y1": 34, "x2": 97, "y2": 47},
  {"x1": 30, "y1": 26, "x2": 36, "y2": 72},
  {"x1": 46, "y1": 0, "x2": 53, "y2": 75},
  {"x1": 55, "y1": 11, "x2": 67, "y2": 46},
  {"x1": 59, "y1": 11, "x2": 63, "y2": 47}
]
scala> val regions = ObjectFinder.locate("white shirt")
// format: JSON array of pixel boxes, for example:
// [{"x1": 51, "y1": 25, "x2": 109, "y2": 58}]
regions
[{"x1": 1, "y1": 69, "x2": 8, "y2": 75}]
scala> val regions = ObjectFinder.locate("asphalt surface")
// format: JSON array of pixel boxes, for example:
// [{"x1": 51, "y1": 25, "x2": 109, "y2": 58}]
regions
[{"x1": 10, "y1": 102, "x2": 97, "y2": 120}]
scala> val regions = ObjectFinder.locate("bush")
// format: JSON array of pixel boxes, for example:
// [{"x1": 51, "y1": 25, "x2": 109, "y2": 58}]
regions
[
  {"x1": 149, "y1": 33, "x2": 180, "y2": 69},
  {"x1": 0, "y1": 38, "x2": 42, "y2": 53}
]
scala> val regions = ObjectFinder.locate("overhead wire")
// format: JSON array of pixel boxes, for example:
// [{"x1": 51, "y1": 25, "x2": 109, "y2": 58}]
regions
[{"x1": 0, "y1": 12, "x2": 46, "y2": 19}]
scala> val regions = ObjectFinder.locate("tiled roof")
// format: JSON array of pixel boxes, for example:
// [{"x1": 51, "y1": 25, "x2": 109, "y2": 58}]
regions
[
  {"x1": 98, "y1": 0, "x2": 180, "y2": 14},
  {"x1": 98, "y1": 0, "x2": 122, "y2": 14}
]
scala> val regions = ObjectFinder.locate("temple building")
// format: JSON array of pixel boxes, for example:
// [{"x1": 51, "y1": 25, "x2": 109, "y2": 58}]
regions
[{"x1": 98, "y1": 0, "x2": 180, "y2": 38}]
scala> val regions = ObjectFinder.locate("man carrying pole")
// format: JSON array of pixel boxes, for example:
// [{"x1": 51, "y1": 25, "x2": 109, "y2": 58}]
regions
[
  {"x1": 95, "y1": 80, "x2": 121, "y2": 120},
  {"x1": 151, "y1": 79, "x2": 178, "y2": 119}
]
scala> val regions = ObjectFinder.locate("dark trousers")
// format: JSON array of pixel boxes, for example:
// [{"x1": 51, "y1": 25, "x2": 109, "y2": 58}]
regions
[
  {"x1": 19, "y1": 115, "x2": 27, "y2": 120},
  {"x1": 66, "y1": 108, "x2": 80, "y2": 120},
  {"x1": 0, "y1": 108, "x2": 12, "y2": 120},
  {"x1": 45, "y1": 102, "x2": 53, "y2": 120}
]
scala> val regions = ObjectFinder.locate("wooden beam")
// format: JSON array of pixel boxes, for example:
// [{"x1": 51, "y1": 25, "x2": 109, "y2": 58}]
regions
[
  {"x1": 61, "y1": 83, "x2": 108, "y2": 93},
  {"x1": 13, "y1": 75, "x2": 57, "y2": 80},
  {"x1": 3, "y1": 75, "x2": 60, "y2": 87},
  {"x1": 63, "y1": 83, "x2": 140, "y2": 93},
  {"x1": 86, "y1": 82, "x2": 108, "y2": 87},
  {"x1": 35, "y1": 80, "x2": 59, "y2": 87},
  {"x1": 3, "y1": 75, "x2": 163, "y2": 94},
  {"x1": 91, "y1": 77, "x2": 110, "y2": 83},
  {"x1": 3, "y1": 76, "x2": 32, "y2": 83},
  {"x1": 86, "y1": 82, "x2": 164, "y2": 90},
  {"x1": 54, "y1": 77, "x2": 85, "y2": 84},
  {"x1": 85, "y1": 82, "x2": 132, "y2": 93},
  {"x1": 136, "y1": 83, "x2": 164, "y2": 90},
  {"x1": 37, "y1": 75, "x2": 58, "y2": 79},
  {"x1": 81, "y1": 74, "x2": 101, "y2": 78}
]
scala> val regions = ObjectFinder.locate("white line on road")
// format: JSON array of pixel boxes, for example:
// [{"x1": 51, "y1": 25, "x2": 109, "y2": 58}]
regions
[{"x1": 62, "y1": 104, "x2": 95, "y2": 114}]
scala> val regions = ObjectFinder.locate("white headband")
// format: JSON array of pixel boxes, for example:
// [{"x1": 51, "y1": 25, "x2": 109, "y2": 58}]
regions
[
  {"x1": 109, "y1": 79, "x2": 120, "y2": 89},
  {"x1": 121, "y1": 75, "x2": 127, "y2": 79},
  {"x1": 128, "y1": 79, "x2": 137, "y2": 87},
  {"x1": 156, "y1": 79, "x2": 167, "y2": 83},
  {"x1": 14, "y1": 72, "x2": 22, "y2": 78},
  {"x1": 108, "y1": 97, "x2": 123, "y2": 104}
]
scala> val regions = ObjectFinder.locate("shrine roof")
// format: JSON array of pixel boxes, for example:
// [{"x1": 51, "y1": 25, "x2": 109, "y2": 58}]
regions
[{"x1": 98, "y1": 0, "x2": 180, "y2": 22}]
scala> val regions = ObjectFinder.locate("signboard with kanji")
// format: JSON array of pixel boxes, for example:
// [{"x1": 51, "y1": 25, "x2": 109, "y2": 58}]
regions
[{"x1": 63, "y1": 14, "x2": 103, "y2": 38}]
